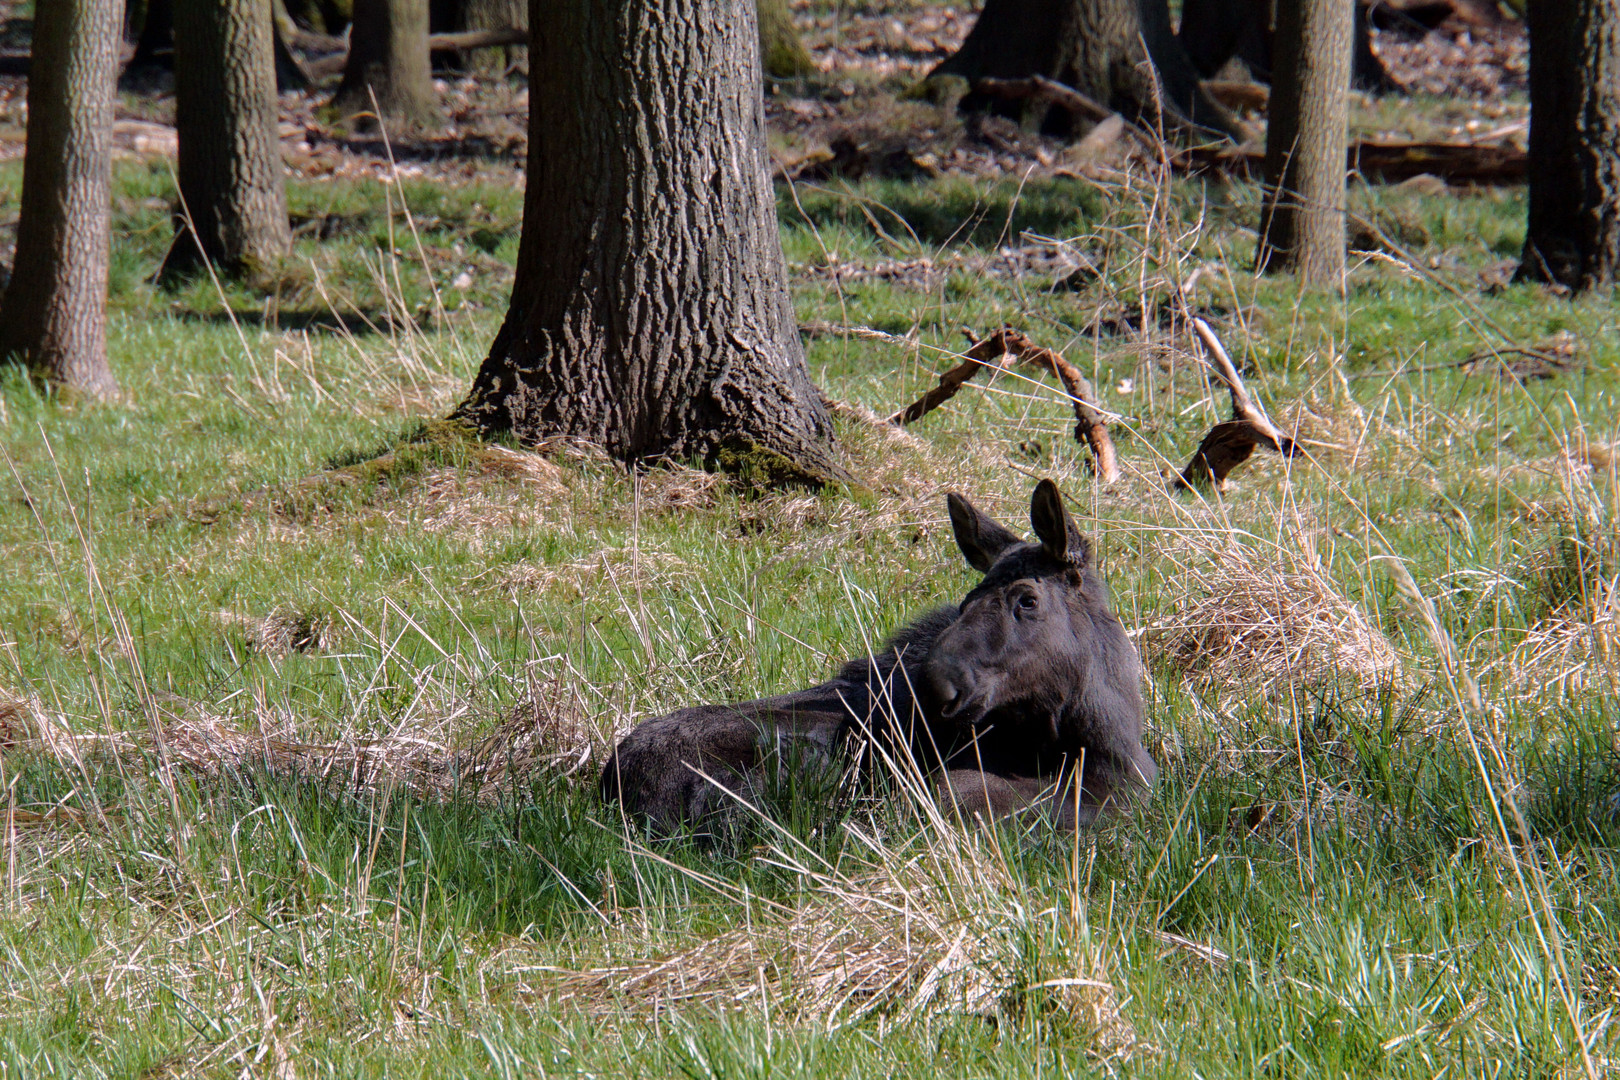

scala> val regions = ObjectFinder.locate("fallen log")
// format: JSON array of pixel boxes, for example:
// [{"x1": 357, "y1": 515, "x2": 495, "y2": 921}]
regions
[
  {"x1": 1175, "y1": 319, "x2": 1296, "y2": 491},
  {"x1": 1178, "y1": 138, "x2": 1528, "y2": 185},
  {"x1": 890, "y1": 328, "x2": 1121, "y2": 483}
]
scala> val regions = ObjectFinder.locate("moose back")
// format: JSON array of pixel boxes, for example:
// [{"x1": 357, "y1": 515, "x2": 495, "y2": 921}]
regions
[{"x1": 600, "y1": 479, "x2": 1156, "y2": 833}]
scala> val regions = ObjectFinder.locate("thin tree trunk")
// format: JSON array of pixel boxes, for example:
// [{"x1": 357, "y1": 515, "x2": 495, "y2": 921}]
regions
[
  {"x1": 331, "y1": 0, "x2": 436, "y2": 129},
  {"x1": 1256, "y1": 0, "x2": 1351, "y2": 286},
  {"x1": 759, "y1": 0, "x2": 815, "y2": 77},
  {"x1": 1518, "y1": 0, "x2": 1620, "y2": 289},
  {"x1": 455, "y1": 0, "x2": 844, "y2": 484},
  {"x1": 163, "y1": 0, "x2": 291, "y2": 282},
  {"x1": 931, "y1": 0, "x2": 1243, "y2": 141},
  {"x1": 0, "y1": 0, "x2": 119, "y2": 396},
  {"x1": 463, "y1": 0, "x2": 526, "y2": 74}
]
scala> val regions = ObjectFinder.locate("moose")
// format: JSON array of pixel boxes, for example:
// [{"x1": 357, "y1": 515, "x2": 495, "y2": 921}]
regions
[{"x1": 600, "y1": 479, "x2": 1156, "y2": 834}]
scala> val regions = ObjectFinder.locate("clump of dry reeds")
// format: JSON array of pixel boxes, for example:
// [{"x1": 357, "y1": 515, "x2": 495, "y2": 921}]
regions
[
  {"x1": 1489, "y1": 529, "x2": 1620, "y2": 705},
  {"x1": 1142, "y1": 531, "x2": 1400, "y2": 707}
]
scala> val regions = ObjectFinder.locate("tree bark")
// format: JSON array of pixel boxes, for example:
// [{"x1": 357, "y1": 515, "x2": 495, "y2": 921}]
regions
[
  {"x1": 0, "y1": 0, "x2": 119, "y2": 396},
  {"x1": 454, "y1": 0, "x2": 844, "y2": 484},
  {"x1": 1517, "y1": 0, "x2": 1620, "y2": 290},
  {"x1": 462, "y1": 0, "x2": 527, "y2": 74},
  {"x1": 930, "y1": 0, "x2": 1244, "y2": 141},
  {"x1": 758, "y1": 0, "x2": 815, "y2": 78},
  {"x1": 1255, "y1": 0, "x2": 1352, "y2": 286},
  {"x1": 162, "y1": 0, "x2": 291, "y2": 282},
  {"x1": 330, "y1": 0, "x2": 436, "y2": 129}
]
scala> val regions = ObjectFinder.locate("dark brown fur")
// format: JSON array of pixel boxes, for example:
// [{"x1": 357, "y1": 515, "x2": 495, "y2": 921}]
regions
[{"x1": 600, "y1": 480, "x2": 1155, "y2": 835}]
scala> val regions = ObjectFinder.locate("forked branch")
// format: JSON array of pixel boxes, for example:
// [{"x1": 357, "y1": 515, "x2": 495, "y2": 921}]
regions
[{"x1": 1175, "y1": 318, "x2": 1295, "y2": 491}]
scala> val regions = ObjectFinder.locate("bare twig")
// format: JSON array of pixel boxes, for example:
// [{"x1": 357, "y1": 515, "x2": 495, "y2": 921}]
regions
[{"x1": 1175, "y1": 318, "x2": 1295, "y2": 491}]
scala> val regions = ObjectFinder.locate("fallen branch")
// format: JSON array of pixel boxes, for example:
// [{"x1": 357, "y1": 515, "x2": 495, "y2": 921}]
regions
[
  {"x1": 1175, "y1": 319, "x2": 1295, "y2": 491},
  {"x1": 430, "y1": 28, "x2": 530, "y2": 51},
  {"x1": 998, "y1": 330, "x2": 1120, "y2": 484},
  {"x1": 1177, "y1": 138, "x2": 1528, "y2": 186},
  {"x1": 889, "y1": 328, "x2": 1120, "y2": 483},
  {"x1": 888, "y1": 330, "x2": 1019, "y2": 426}
]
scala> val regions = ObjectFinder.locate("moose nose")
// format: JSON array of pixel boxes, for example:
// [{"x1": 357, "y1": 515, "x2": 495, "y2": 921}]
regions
[{"x1": 928, "y1": 659, "x2": 977, "y2": 718}]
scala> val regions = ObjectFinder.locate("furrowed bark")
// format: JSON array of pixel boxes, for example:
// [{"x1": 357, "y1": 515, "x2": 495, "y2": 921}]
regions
[
  {"x1": 1256, "y1": 0, "x2": 1353, "y2": 286},
  {"x1": 163, "y1": 0, "x2": 291, "y2": 281},
  {"x1": 330, "y1": 0, "x2": 436, "y2": 129},
  {"x1": 455, "y1": 0, "x2": 845, "y2": 486},
  {"x1": 0, "y1": 0, "x2": 119, "y2": 396},
  {"x1": 1517, "y1": 0, "x2": 1620, "y2": 290}
]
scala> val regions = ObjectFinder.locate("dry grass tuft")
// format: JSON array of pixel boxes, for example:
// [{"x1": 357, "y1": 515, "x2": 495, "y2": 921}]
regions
[
  {"x1": 538, "y1": 830, "x2": 1143, "y2": 1059},
  {"x1": 9, "y1": 690, "x2": 600, "y2": 802},
  {"x1": 1143, "y1": 532, "x2": 1400, "y2": 707}
]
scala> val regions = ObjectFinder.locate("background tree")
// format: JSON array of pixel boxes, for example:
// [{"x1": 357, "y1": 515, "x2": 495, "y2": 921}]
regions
[
  {"x1": 162, "y1": 0, "x2": 291, "y2": 282},
  {"x1": 928, "y1": 0, "x2": 1243, "y2": 140},
  {"x1": 1517, "y1": 0, "x2": 1620, "y2": 290},
  {"x1": 1177, "y1": 0, "x2": 1398, "y2": 91},
  {"x1": 0, "y1": 0, "x2": 119, "y2": 396},
  {"x1": 1254, "y1": 0, "x2": 1351, "y2": 286},
  {"x1": 461, "y1": 0, "x2": 528, "y2": 75},
  {"x1": 119, "y1": 0, "x2": 173, "y2": 88},
  {"x1": 454, "y1": 0, "x2": 844, "y2": 483},
  {"x1": 331, "y1": 0, "x2": 436, "y2": 128}
]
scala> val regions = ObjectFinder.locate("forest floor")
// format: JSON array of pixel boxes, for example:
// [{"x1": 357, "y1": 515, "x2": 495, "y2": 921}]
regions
[{"x1": 2, "y1": 3, "x2": 1619, "y2": 1079}]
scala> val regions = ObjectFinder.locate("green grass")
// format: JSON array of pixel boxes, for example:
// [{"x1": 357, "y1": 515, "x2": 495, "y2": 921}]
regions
[{"x1": 1, "y1": 149, "x2": 1618, "y2": 1078}]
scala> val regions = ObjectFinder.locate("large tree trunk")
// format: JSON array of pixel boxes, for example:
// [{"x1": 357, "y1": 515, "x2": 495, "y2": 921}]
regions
[
  {"x1": 0, "y1": 0, "x2": 118, "y2": 396},
  {"x1": 759, "y1": 0, "x2": 815, "y2": 77},
  {"x1": 162, "y1": 0, "x2": 291, "y2": 283},
  {"x1": 930, "y1": 0, "x2": 1244, "y2": 141},
  {"x1": 1517, "y1": 0, "x2": 1620, "y2": 290},
  {"x1": 1255, "y1": 0, "x2": 1352, "y2": 286},
  {"x1": 330, "y1": 0, "x2": 436, "y2": 129},
  {"x1": 454, "y1": 0, "x2": 844, "y2": 484}
]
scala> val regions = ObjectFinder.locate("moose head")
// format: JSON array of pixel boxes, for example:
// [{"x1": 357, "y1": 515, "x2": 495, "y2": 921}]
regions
[{"x1": 925, "y1": 481, "x2": 1151, "y2": 792}]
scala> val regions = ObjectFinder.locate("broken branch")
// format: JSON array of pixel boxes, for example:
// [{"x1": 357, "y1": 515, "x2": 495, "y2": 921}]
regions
[
  {"x1": 889, "y1": 328, "x2": 1121, "y2": 483},
  {"x1": 888, "y1": 330, "x2": 1018, "y2": 425},
  {"x1": 1176, "y1": 318, "x2": 1296, "y2": 491},
  {"x1": 998, "y1": 330, "x2": 1120, "y2": 484}
]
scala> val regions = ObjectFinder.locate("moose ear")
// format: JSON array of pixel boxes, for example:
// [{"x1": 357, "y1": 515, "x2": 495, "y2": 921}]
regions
[
  {"x1": 1030, "y1": 479, "x2": 1090, "y2": 567},
  {"x1": 947, "y1": 492, "x2": 1021, "y2": 573}
]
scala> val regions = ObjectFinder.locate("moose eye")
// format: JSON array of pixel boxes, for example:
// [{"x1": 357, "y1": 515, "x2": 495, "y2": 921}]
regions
[{"x1": 1014, "y1": 592, "x2": 1039, "y2": 617}]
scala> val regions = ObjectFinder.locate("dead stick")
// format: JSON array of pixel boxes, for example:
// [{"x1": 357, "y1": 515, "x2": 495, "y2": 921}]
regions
[
  {"x1": 1176, "y1": 318, "x2": 1295, "y2": 491},
  {"x1": 1000, "y1": 330, "x2": 1120, "y2": 484},
  {"x1": 888, "y1": 330, "x2": 1016, "y2": 425}
]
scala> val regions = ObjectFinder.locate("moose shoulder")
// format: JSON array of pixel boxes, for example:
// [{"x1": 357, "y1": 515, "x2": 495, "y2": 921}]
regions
[{"x1": 600, "y1": 479, "x2": 1156, "y2": 835}]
